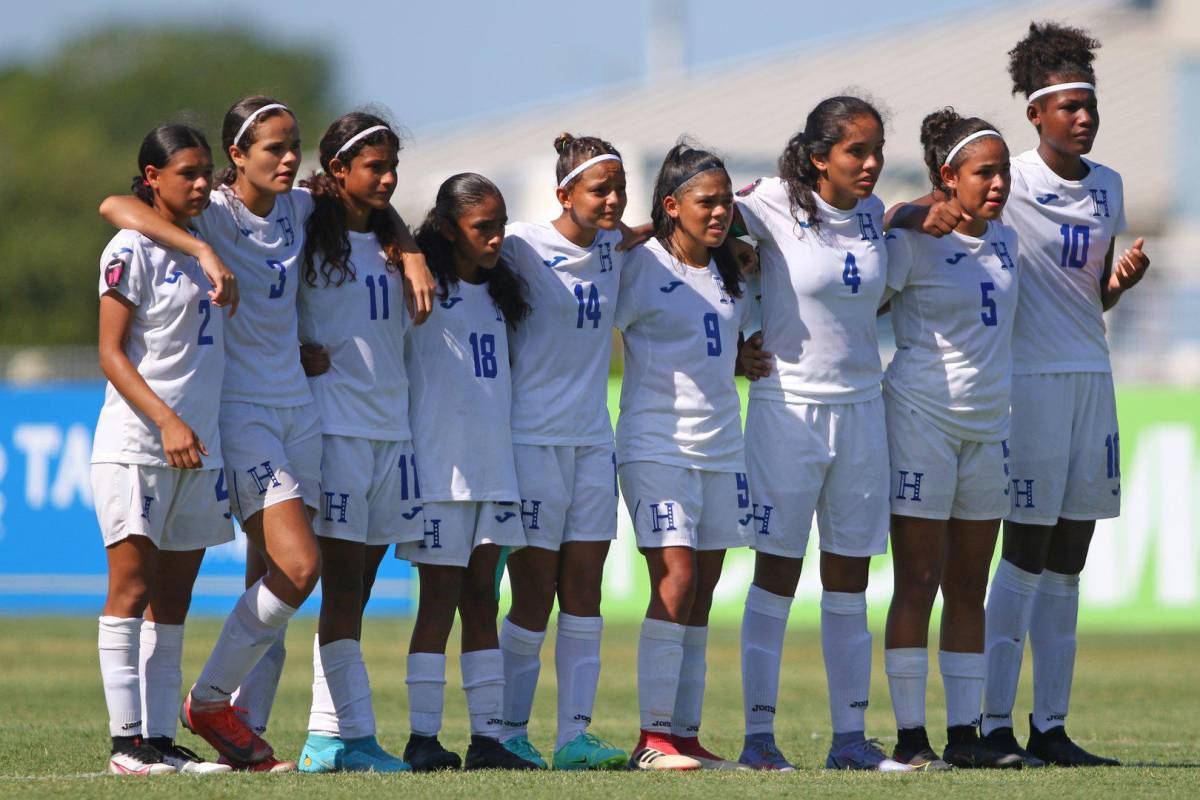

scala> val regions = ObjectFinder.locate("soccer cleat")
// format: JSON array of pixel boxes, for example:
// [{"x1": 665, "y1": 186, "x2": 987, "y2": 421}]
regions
[
  {"x1": 980, "y1": 726, "x2": 1045, "y2": 767},
  {"x1": 343, "y1": 735, "x2": 411, "y2": 772},
  {"x1": 826, "y1": 737, "x2": 914, "y2": 772},
  {"x1": 108, "y1": 739, "x2": 177, "y2": 775},
  {"x1": 181, "y1": 691, "x2": 274, "y2": 765},
  {"x1": 1026, "y1": 716, "x2": 1119, "y2": 767},
  {"x1": 464, "y1": 734, "x2": 541, "y2": 770},
  {"x1": 298, "y1": 733, "x2": 344, "y2": 773},
  {"x1": 403, "y1": 733, "x2": 462, "y2": 772},
  {"x1": 552, "y1": 732, "x2": 627, "y2": 771},
  {"x1": 628, "y1": 731, "x2": 701, "y2": 771},
  {"x1": 892, "y1": 727, "x2": 952, "y2": 771},
  {"x1": 738, "y1": 732, "x2": 795, "y2": 771},
  {"x1": 670, "y1": 735, "x2": 747, "y2": 770},
  {"x1": 942, "y1": 725, "x2": 1022, "y2": 769},
  {"x1": 217, "y1": 755, "x2": 296, "y2": 772},
  {"x1": 502, "y1": 735, "x2": 548, "y2": 769},
  {"x1": 146, "y1": 737, "x2": 232, "y2": 774}
]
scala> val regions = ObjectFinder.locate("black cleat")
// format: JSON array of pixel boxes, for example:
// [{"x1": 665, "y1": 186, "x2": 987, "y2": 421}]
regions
[
  {"x1": 1026, "y1": 716, "x2": 1120, "y2": 767},
  {"x1": 893, "y1": 727, "x2": 952, "y2": 771},
  {"x1": 403, "y1": 733, "x2": 462, "y2": 771},
  {"x1": 464, "y1": 735, "x2": 541, "y2": 770},
  {"x1": 980, "y1": 726, "x2": 1045, "y2": 767},
  {"x1": 942, "y1": 725, "x2": 1023, "y2": 769}
]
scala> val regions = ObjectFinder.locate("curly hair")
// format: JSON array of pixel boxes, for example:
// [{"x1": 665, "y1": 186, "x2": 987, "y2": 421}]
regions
[
  {"x1": 919, "y1": 107, "x2": 1005, "y2": 194},
  {"x1": 1008, "y1": 21, "x2": 1101, "y2": 99}
]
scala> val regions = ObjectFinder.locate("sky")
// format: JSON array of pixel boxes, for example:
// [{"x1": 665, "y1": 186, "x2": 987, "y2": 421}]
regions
[{"x1": 3, "y1": 0, "x2": 997, "y2": 131}]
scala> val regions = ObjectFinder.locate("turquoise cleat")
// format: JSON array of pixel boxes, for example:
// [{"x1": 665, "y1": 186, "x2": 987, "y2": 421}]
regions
[
  {"x1": 298, "y1": 733, "x2": 344, "y2": 773},
  {"x1": 343, "y1": 735, "x2": 411, "y2": 772},
  {"x1": 552, "y1": 732, "x2": 627, "y2": 771},
  {"x1": 501, "y1": 735, "x2": 548, "y2": 769}
]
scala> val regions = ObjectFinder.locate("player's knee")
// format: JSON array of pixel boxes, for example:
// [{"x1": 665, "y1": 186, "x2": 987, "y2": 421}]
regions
[
  {"x1": 895, "y1": 566, "x2": 940, "y2": 608},
  {"x1": 109, "y1": 579, "x2": 152, "y2": 617}
]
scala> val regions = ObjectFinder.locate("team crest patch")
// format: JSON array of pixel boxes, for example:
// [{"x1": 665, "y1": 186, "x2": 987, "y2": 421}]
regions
[
  {"x1": 104, "y1": 247, "x2": 133, "y2": 288},
  {"x1": 736, "y1": 179, "x2": 761, "y2": 197}
]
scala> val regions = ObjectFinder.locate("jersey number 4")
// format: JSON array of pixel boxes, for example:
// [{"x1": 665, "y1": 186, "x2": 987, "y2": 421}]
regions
[{"x1": 842, "y1": 254, "x2": 861, "y2": 294}]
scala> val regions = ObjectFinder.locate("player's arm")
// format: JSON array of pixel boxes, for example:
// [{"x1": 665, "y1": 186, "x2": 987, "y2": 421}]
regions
[
  {"x1": 884, "y1": 190, "x2": 962, "y2": 237},
  {"x1": 98, "y1": 195, "x2": 238, "y2": 314},
  {"x1": 384, "y1": 207, "x2": 435, "y2": 325},
  {"x1": 1100, "y1": 236, "x2": 1149, "y2": 311},
  {"x1": 299, "y1": 344, "x2": 330, "y2": 376},
  {"x1": 98, "y1": 293, "x2": 206, "y2": 469}
]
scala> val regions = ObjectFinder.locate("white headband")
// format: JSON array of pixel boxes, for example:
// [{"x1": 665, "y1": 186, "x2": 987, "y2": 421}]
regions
[
  {"x1": 335, "y1": 125, "x2": 391, "y2": 158},
  {"x1": 558, "y1": 154, "x2": 622, "y2": 189},
  {"x1": 944, "y1": 129, "x2": 1002, "y2": 166},
  {"x1": 233, "y1": 103, "x2": 291, "y2": 148},
  {"x1": 1027, "y1": 82, "x2": 1095, "y2": 103}
]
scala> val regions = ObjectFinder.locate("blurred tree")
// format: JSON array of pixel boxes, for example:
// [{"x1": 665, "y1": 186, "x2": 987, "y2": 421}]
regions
[{"x1": 0, "y1": 27, "x2": 334, "y2": 345}]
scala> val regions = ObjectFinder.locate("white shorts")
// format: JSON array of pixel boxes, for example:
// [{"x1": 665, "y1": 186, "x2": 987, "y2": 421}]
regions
[
  {"x1": 220, "y1": 401, "x2": 322, "y2": 526},
  {"x1": 744, "y1": 396, "x2": 890, "y2": 559},
  {"x1": 513, "y1": 443, "x2": 618, "y2": 551},
  {"x1": 885, "y1": 398, "x2": 1010, "y2": 521},
  {"x1": 619, "y1": 461, "x2": 748, "y2": 551},
  {"x1": 314, "y1": 435, "x2": 425, "y2": 546},
  {"x1": 394, "y1": 501, "x2": 525, "y2": 568},
  {"x1": 92, "y1": 463, "x2": 234, "y2": 551},
  {"x1": 1007, "y1": 372, "x2": 1120, "y2": 525}
]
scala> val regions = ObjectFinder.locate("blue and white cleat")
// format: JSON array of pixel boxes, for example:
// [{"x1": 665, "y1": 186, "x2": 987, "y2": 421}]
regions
[
  {"x1": 738, "y1": 732, "x2": 795, "y2": 771},
  {"x1": 501, "y1": 735, "x2": 548, "y2": 769},
  {"x1": 298, "y1": 733, "x2": 344, "y2": 773},
  {"x1": 826, "y1": 737, "x2": 913, "y2": 772},
  {"x1": 343, "y1": 735, "x2": 411, "y2": 772}
]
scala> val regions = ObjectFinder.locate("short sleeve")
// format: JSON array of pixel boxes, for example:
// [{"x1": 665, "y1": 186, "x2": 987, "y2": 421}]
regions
[
  {"x1": 612, "y1": 246, "x2": 645, "y2": 332},
  {"x1": 1111, "y1": 173, "x2": 1128, "y2": 236},
  {"x1": 884, "y1": 229, "x2": 917, "y2": 293},
  {"x1": 98, "y1": 233, "x2": 146, "y2": 306},
  {"x1": 740, "y1": 272, "x2": 763, "y2": 337},
  {"x1": 734, "y1": 178, "x2": 772, "y2": 242}
]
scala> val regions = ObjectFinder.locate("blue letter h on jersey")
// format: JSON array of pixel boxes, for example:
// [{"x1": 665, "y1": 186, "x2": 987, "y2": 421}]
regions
[
  {"x1": 421, "y1": 518, "x2": 442, "y2": 549},
  {"x1": 247, "y1": 461, "x2": 281, "y2": 495},
  {"x1": 520, "y1": 499, "x2": 541, "y2": 530},
  {"x1": 896, "y1": 470, "x2": 924, "y2": 501},
  {"x1": 856, "y1": 213, "x2": 880, "y2": 241},
  {"x1": 323, "y1": 492, "x2": 350, "y2": 523},
  {"x1": 649, "y1": 502, "x2": 677, "y2": 533},
  {"x1": 1011, "y1": 479, "x2": 1035, "y2": 509}
]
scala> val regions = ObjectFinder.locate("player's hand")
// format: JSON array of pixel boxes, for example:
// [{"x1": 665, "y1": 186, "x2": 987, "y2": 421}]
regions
[
  {"x1": 299, "y1": 344, "x2": 331, "y2": 377},
  {"x1": 617, "y1": 222, "x2": 653, "y2": 251},
  {"x1": 920, "y1": 198, "x2": 967, "y2": 238},
  {"x1": 739, "y1": 332, "x2": 772, "y2": 381},
  {"x1": 402, "y1": 252, "x2": 436, "y2": 325},
  {"x1": 160, "y1": 415, "x2": 206, "y2": 470},
  {"x1": 728, "y1": 237, "x2": 759, "y2": 275},
  {"x1": 196, "y1": 245, "x2": 239, "y2": 316},
  {"x1": 1108, "y1": 237, "x2": 1150, "y2": 294}
]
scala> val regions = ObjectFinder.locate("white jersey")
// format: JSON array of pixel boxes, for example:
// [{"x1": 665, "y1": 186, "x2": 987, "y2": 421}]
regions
[
  {"x1": 298, "y1": 230, "x2": 411, "y2": 440},
  {"x1": 614, "y1": 238, "x2": 750, "y2": 472},
  {"x1": 502, "y1": 221, "x2": 622, "y2": 445},
  {"x1": 736, "y1": 177, "x2": 886, "y2": 404},
  {"x1": 883, "y1": 224, "x2": 1020, "y2": 442},
  {"x1": 191, "y1": 187, "x2": 314, "y2": 406},
  {"x1": 406, "y1": 279, "x2": 519, "y2": 501},
  {"x1": 92, "y1": 229, "x2": 225, "y2": 468},
  {"x1": 1003, "y1": 149, "x2": 1126, "y2": 375}
]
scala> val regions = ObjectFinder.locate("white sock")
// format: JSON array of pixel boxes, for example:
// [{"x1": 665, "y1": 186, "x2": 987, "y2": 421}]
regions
[
  {"x1": 555, "y1": 613, "x2": 603, "y2": 749},
  {"x1": 193, "y1": 579, "x2": 294, "y2": 706},
  {"x1": 821, "y1": 591, "x2": 871, "y2": 735},
  {"x1": 982, "y1": 559, "x2": 1040, "y2": 734},
  {"x1": 885, "y1": 648, "x2": 928, "y2": 730},
  {"x1": 637, "y1": 617, "x2": 685, "y2": 735},
  {"x1": 233, "y1": 625, "x2": 287, "y2": 734},
  {"x1": 139, "y1": 621, "x2": 184, "y2": 739},
  {"x1": 308, "y1": 634, "x2": 338, "y2": 737},
  {"x1": 499, "y1": 618, "x2": 545, "y2": 741},
  {"x1": 672, "y1": 626, "x2": 708, "y2": 739},
  {"x1": 462, "y1": 649, "x2": 504, "y2": 738},
  {"x1": 98, "y1": 616, "x2": 142, "y2": 737},
  {"x1": 324, "y1": 638, "x2": 375, "y2": 740},
  {"x1": 1029, "y1": 570, "x2": 1080, "y2": 733},
  {"x1": 741, "y1": 584, "x2": 792, "y2": 735},
  {"x1": 940, "y1": 650, "x2": 985, "y2": 728},
  {"x1": 407, "y1": 652, "x2": 446, "y2": 737}
]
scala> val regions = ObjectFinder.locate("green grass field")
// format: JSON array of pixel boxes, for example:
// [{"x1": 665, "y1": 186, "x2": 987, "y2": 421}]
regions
[{"x1": 1, "y1": 617, "x2": 1197, "y2": 798}]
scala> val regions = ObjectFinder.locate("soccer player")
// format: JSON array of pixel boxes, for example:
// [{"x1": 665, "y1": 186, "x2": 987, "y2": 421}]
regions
[
  {"x1": 889, "y1": 23, "x2": 1148, "y2": 767},
  {"x1": 733, "y1": 96, "x2": 910, "y2": 772},
  {"x1": 92, "y1": 123, "x2": 233, "y2": 775},
  {"x1": 290, "y1": 113, "x2": 418, "y2": 773},
  {"x1": 616, "y1": 143, "x2": 751, "y2": 771},
  {"x1": 395, "y1": 173, "x2": 538, "y2": 771},
  {"x1": 882, "y1": 109, "x2": 1022, "y2": 770},
  {"x1": 497, "y1": 133, "x2": 629, "y2": 770}
]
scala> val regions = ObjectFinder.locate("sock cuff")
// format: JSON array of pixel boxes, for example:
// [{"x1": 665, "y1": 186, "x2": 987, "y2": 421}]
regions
[
  {"x1": 745, "y1": 584, "x2": 793, "y2": 619},
  {"x1": 682, "y1": 625, "x2": 708, "y2": 647},
  {"x1": 1038, "y1": 569, "x2": 1081, "y2": 596},
  {"x1": 820, "y1": 590, "x2": 867, "y2": 615},
  {"x1": 460, "y1": 649, "x2": 504, "y2": 688},
  {"x1": 640, "y1": 617, "x2": 686, "y2": 642},
  {"x1": 557, "y1": 612, "x2": 603, "y2": 640},
  {"x1": 246, "y1": 579, "x2": 296, "y2": 628},
  {"x1": 98, "y1": 615, "x2": 142, "y2": 630},
  {"x1": 319, "y1": 637, "x2": 362, "y2": 668},
  {"x1": 500, "y1": 617, "x2": 547, "y2": 654},
  {"x1": 994, "y1": 559, "x2": 1042, "y2": 593},
  {"x1": 938, "y1": 650, "x2": 985, "y2": 678},
  {"x1": 140, "y1": 621, "x2": 184, "y2": 645},
  {"x1": 406, "y1": 652, "x2": 447, "y2": 684},
  {"x1": 885, "y1": 647, "x2": 929, "y2": 677}
]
